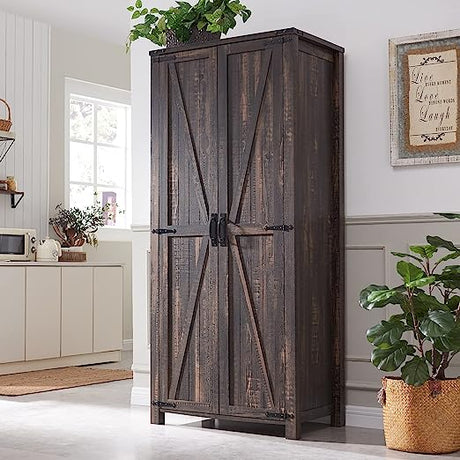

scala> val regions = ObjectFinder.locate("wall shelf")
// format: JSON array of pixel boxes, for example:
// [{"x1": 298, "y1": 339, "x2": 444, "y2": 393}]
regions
[
  {"x1": 0, "y1": 189, "x2": 25, "y2": 208},
  {"x1": 0, "y1": 130, "x2": 15, "y2": 163}
]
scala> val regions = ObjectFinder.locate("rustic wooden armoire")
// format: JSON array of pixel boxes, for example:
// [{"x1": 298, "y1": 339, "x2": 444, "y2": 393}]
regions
[{"x1": 150, "y1": 28, "x2": 344, "y2": 440}]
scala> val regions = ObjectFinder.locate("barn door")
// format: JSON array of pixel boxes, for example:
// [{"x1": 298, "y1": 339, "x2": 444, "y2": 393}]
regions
[
  {"x1": 151, "y1": 48, "x2": 219, "y2": 416},
  {"x1": 218, "y1": 41, "x2": 287, "y2": 420}
]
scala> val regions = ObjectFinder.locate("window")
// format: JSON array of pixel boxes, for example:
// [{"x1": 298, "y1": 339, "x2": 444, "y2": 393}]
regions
[{"x1": 65, "y1": 78, "x2": 131, "y2": 229}]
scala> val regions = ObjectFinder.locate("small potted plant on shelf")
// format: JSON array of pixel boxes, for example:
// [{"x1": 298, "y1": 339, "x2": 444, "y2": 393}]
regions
[
  {"x1": 49, "y1": 201, "x2": 117, "y2": 262},
  {"x1": 126, "y1": 0, "x2": 252, "y2": 50},
  {"x1": 359, "y1": 216, "x2": 460, "y2": 454}
]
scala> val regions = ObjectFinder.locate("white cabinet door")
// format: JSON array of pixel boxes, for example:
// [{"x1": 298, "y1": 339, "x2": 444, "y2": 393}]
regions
[
  {"x1": 26, "y1": 267, "x2": 61, "y2": 360},
  {"x1": 0, "y1": 267, "x2": 26, "y2": 363},
  {"x1": 93, "y1": 267, "x2": 123, "y2": 352},
  {"x1": 62, "y1": 267, "x2": 93, "y2": 356}
]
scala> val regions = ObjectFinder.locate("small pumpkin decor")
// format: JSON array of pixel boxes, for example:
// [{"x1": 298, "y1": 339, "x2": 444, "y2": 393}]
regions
[
  {"x1": 49, "y1": 201, "x2": 117, "y2": 262},
  {"x1": 126, "y1": 0, "x2": 252, "y2": 50},
  {"x1": 360, "y1": 214, "x2": 460, "y2": 454}
]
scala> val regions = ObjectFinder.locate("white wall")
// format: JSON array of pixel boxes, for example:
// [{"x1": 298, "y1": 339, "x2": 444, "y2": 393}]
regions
[
  {"x1": 0, "y1": 12, "x2": 49, "y2": 235},
  {"x1": 49, "y1": 27, "x2": 133, "y2": 342},
  {"x1": 130, "y1": 0, "x2": 460, "y2": 414},
  {"x1": 49, "y1": 26, "x2": 130, "y2": 215}
]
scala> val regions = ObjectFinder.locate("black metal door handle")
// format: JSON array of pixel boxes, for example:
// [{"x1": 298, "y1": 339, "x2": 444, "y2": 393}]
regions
[
  {"x1": 218, "y1": 213, "x2": 227, "y2": 247},
  {"x1": 209, "y1": 213, "x2": 218, "y2": 247}
]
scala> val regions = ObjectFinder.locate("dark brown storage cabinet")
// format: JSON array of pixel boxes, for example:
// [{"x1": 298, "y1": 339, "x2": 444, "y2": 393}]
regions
[{"x1": 150, "y1": 28, "x2": 344, "y2": 440}]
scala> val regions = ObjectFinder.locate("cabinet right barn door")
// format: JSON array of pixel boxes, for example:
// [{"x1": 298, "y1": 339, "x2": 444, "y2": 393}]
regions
[{"x1": 217, "y1": 40, "x2": 287, "y2": 420}]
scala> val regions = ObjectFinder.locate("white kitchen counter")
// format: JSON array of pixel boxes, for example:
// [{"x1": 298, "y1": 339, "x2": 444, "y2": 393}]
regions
[
  {"x1": 0, "y1": 263, "x2": 124, "y2": 374},
  {"x1": 0, "y1": 261, "x2": 124, "y2": 266}
]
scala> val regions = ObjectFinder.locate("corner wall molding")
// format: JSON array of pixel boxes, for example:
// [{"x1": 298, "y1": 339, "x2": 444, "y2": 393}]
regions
[
  {"x1": 346, "y1": 213, "x2": 453, "y2": 226},
  {"x1": 122, "y1": 339, "x2": 133, "y2": 351},
  {"x1": 131, "y1": 224, "x2": 150, "y2": 233}
]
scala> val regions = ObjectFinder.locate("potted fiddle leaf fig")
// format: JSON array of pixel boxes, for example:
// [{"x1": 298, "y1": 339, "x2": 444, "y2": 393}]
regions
[
  {"x1": 126, "y1": 0, "x2": 252, "y2": 50},
  {"x1": 360, "y1": 226, "x2": 460, "y2": 454}
]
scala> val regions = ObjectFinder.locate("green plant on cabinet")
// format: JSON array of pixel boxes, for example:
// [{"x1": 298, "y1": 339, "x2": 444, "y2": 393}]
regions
[{"x1": 126, "y1": 0, "x2": 252, "y2": 50}]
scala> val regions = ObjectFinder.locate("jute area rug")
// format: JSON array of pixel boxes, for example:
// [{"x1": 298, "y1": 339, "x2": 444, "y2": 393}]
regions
[{"x1": 0, "y1": 367, "x2": 133, "y2": 396}]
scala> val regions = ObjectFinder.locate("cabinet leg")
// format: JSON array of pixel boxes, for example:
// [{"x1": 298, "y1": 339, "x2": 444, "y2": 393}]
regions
[
  {"x1": 151, "y1": 407, "x2": 165, "y2": 425},
  {"x1": 285, "y1": 417, "x2": 301, "y2": 440},
  {"x1": 202, "y1": 418, "x2": 216, "y2": 429}
]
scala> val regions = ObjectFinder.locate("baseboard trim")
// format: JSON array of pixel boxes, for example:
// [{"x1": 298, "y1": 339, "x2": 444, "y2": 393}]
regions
[
  {"x1": 122, "y1": 339, "x2": 133, "y2": 351},
  {"x1": 346, "y1": 405, "x2": 383, "y2": 430},
  {"x1": 131, "y1": 386, "x2": 150, "y2": 406}
]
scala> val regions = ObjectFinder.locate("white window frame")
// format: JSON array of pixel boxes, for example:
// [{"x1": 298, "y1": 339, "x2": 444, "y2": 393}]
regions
[{"x1": 64, "y1": 78, "x2": 132, "y2": 240}]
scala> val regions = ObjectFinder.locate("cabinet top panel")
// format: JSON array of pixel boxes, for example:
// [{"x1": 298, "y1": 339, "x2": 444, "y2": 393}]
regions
[{"x1": 149, "y1": 27, "x2": 344, "y2": 59}]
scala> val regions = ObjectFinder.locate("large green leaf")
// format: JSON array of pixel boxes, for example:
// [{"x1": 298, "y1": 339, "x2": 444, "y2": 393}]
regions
[
  {"x1": 397, "y1": 261, "x2": 425, "y2": 286},
  {"x1": 371, "y1": 340, "x2": 414, "y2": 372},
  {"x1": 447, "y1": 295, "x2": 460, "y2": 311},
  {"x1": 392, "y1": 251, "x2": 423, "y2": 263},
  {"x1": 401, "y1": 356, "x2": 430, "y2": 386},
  {"x1": 437, "y1": 265, "x2": 460, "y2": 289},
  {"x1": 410, "y1": 245, "x2": 438, "y2": 259},
  {"x1": 412, "y1": 292, "x2": 449, "y2": 313},
  {"x1": 359, "y1": 285, "x2": 400, "y2": 310},
  {"x1": 434, "y1": 323, "x2": 460, "y2": 352},
  {"x1": 406, "y1": 276, "x2": 435, "y2": 289},
  {"x1": 367, "y1": 319, "x2": 406, "y2": 347},
  {"x1": 435, "y1": 213, "x2": 460, "y2": 220},
  {"x1": 427, "y1": 235, "x2": 459, "y2": 252},
  {"x1": 436, "y1": 251, "x2": 460, "y2": 265},
  {"x1": 420, "y1": 310, "x2": 455, "y2": 339}
]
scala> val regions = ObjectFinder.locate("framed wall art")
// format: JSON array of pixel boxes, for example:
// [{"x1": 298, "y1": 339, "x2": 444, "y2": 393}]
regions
[{"x1": 390, "y1": 29, "x2": 460, "y2": 166}]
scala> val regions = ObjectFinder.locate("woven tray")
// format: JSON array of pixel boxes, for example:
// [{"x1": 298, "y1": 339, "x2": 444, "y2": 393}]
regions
[{"x1": 59, "y1": 250, "x2": 87, "y2": 262}]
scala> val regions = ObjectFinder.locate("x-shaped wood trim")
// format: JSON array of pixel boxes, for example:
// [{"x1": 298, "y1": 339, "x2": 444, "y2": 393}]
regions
[
  {"x1": 169, "y1": 240, "x2": 209, "y2": 400},
  {"x1": 229, "y1": 234, "x2": 275, "y2": 408},
  {"x1": 229, "y1": 49, "x2": 273, "y2": 224},
  {"x1": 169, "y1": 62, "x2": 209, "y2": 219}
]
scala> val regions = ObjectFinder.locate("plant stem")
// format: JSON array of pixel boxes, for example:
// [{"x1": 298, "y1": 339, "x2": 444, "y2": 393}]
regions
[
  {"x1": 408, "y1": 290, "x2": 425, "y2": 357},
  {"x1": 434, "y1": 352, "x2": 450, "y2": 380}
]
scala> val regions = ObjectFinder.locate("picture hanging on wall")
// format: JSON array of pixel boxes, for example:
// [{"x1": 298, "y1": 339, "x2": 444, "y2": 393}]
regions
[{"x1": 390, "y1": 29, "x2": 460, "y2": 166}]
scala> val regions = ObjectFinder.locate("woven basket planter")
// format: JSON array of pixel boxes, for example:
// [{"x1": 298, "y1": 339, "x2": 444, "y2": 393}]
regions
[
  {"x1": 381, "y1": 377, "x2": 460, "y2": 454},
  {"x1": 165, "y1": 28, "x2": 221, "y2": 48},
  {"x1": 0, "y1": 98, "x2": 12, "y2": 132}
]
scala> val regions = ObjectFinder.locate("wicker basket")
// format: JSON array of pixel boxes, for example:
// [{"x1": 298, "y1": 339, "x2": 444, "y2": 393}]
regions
[
  {"x1": 0, "y1": 98, "x2": 12, "y2": 132},
  {"x1": 381, "y1": 377, "x2": 460, "y2": 454},
  {"x1": 166, "y1": 28, "x2": 221, "y2": 48}
]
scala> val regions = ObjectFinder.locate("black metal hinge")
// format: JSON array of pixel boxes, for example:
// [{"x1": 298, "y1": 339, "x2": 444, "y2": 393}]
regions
[
  {"x1": 152, "y1": 400, "x2": 177, "y2": 409},
  {"x1": 264, "y1": 224, "x2": 294, "y2": 232},
  {"x1": 152, "y1": 228, "x2": 177, "y2": 235},
  {"x1": 265, "y1": 411, "x2": 294, "y2": 420}
]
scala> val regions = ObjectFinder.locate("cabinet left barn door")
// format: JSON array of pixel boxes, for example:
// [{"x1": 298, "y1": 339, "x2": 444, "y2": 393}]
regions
[{"x1": 151, "y1": 48, "x2": 219, "y2": 418}]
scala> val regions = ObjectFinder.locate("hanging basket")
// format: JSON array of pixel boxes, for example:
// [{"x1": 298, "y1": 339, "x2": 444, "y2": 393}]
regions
[
  {"x1": 165, "y1": 28, "x2": 221, "y2": 48},
  {"x1": 0, "y1": 98, "x2": 12, "y2": 132},
  {"x1": 380, "y1": 377, "x2": 460, "y2": 454}
]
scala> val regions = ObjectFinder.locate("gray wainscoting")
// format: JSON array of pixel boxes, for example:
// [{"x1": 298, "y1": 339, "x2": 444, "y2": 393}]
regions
[{"x1": 346, "y1": 213, "x2": 460, "y2": 408}]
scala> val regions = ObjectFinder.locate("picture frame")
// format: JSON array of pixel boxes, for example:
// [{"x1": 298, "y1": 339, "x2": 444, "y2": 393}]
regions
[{"x1": 390, "y1": 29, "x2": 460, "y2": 166}]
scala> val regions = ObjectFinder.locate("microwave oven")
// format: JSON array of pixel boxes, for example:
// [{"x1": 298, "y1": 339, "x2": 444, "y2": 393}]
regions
[{"x1": 0, "y1": 228, "x2": 37, "y2": 261}]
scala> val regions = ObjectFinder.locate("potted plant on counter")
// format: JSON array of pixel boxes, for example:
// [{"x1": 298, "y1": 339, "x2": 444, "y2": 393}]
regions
[
  {"x1": 360, "y1": 227, "x2": 460, "y2": 454},
  {"x1": 126, "y1": 0, "x2": 252, "y2": 50},
  {"x1": 49, "y1": 201, "x2": 116, "y2": 262}
]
